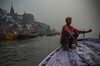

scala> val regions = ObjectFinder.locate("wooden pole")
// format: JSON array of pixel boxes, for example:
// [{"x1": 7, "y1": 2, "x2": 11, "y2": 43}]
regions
[{"x1": 83, "y1": 29, "x2": 85, "y2": 44}]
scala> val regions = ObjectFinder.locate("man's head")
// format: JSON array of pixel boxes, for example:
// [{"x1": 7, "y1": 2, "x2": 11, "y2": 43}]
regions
[{"x1": 65, "y1": 16, "x2": 72, "y2": 26}]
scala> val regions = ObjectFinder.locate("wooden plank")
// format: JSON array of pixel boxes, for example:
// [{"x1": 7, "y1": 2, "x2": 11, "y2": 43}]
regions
[
  {"x1": 39, "y1": 46, "x2": 61, "y2": 66},
  {"x1": 82, "y1": 41, "x2": 100, "y2": 65},
  {"x1": 71, "y1": 49, "x2": 87, "y2": 66},
  {"x1": 46, "y1": 48, "x2": 63, "y2": 66},
  {"x1": 67, "y1": 49, "x2": 78, "y2": 66},
  {"x1": 51, "y1": 50, "x2": 71, "y2": 66},
  {"x1": 76, "y1": 42, "x2": 99, "y2": 65}
]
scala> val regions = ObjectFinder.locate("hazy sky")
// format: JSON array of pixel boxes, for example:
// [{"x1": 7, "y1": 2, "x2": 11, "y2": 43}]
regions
[{"x1": 0, "y1": 0, "x2": 100, "y2": 38}]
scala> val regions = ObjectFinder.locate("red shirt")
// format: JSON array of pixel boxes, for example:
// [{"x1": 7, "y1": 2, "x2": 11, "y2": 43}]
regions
[{"x1": 60, "y1": 25, "x2": 79, "y2": 44}]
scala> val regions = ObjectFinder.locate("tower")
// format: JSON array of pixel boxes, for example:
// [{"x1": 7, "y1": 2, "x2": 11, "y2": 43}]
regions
[{"x1": 10, "y1": 3, "x2": 15, "y2": 16}]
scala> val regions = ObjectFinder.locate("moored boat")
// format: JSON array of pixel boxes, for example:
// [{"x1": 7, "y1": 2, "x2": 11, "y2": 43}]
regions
[
  {"x1": 0, "y1": 34, "x2": 5, "y2": 40},
  {"x1": 4, "y1": 33, "x2": 17, "y2": 40}
]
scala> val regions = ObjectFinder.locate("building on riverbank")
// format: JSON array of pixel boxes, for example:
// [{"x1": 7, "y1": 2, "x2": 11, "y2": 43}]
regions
[{"x1": 0, "y1": 4, "x2": 59, "y2": 40}]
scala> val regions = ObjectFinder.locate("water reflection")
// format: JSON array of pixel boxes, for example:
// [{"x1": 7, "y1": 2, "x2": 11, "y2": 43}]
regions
[{"x1": 0, "y1": 36, "x2": 60, "y2": 66}]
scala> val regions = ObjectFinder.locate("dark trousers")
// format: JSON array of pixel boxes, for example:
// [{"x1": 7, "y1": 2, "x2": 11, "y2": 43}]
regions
[{"x1": 62, "y1": 32, "x2": 79, "y2": 48}]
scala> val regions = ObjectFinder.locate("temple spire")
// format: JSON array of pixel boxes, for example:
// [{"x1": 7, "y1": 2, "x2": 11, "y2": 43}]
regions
[{"x1": 10, "y1": 3, "x2": 15, "y2": 16}]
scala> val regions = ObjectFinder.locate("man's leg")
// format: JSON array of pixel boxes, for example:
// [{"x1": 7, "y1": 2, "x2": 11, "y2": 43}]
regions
[
  {"x1": 73, "y1": 32, "x2": 79, "y2": 39},
  {"x1": 63, "y1": 32, "x2": 70, "y2": 50},
  {"x1": 68, "y1": 32, "x2": 79, "y2": 48},
  {"x1": 73, "y1": 32, "x2": 79, "y2": 46},
  {"x1": 63, "y1": 40, "x2": 69, "y2": 50}
]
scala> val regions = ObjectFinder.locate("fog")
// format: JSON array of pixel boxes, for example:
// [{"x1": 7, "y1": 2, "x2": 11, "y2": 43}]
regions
[{"x1": 0, "y1": 0, "x2": 100, "y2": 38}]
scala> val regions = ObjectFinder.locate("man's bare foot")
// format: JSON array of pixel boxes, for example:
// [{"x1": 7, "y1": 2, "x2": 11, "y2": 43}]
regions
[{"x1": 63, "y1": 47, "x2": 68, "y2": 51}]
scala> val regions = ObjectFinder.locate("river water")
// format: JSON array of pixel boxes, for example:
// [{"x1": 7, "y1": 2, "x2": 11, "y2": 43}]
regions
[{"x1": 0, "y1": 35, "x2": 60, "y2": 66}]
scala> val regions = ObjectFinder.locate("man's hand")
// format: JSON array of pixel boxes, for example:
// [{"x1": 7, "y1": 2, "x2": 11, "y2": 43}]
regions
[{"x1": 88, "y1": 29, "x2": 92, "y2": 32}]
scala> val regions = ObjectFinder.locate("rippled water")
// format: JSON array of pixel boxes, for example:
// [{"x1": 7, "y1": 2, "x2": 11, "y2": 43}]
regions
[{"x1": 0, "y1": 36, "x2": 60, "y2": 66}]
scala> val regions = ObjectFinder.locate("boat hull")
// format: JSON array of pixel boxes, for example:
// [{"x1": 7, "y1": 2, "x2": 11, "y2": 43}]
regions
[{"x1": 39, "y1": 39, "x2": 100, "y2": 66}]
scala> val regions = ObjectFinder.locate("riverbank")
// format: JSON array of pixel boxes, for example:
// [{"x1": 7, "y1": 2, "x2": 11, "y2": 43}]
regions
[{"x1": 0, "y1": 32, "x2": 60, "y2": 40}]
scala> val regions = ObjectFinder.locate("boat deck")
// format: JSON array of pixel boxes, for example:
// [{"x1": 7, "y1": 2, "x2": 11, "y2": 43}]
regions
[{"x1": 39, "y1": 39, "x2": 100, "y2": 66}]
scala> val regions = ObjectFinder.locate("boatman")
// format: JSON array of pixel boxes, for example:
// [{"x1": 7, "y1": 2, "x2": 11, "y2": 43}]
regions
[{"x1": 60, "y1": 16, "x2": 92, "y2": 51}]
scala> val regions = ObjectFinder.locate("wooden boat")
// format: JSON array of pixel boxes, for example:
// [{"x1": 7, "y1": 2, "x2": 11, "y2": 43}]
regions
[
  {"x1": 39, "y1": 38, "x2": 100, "y2": 66},
  {"x1": 0, "y1": 34, "x2": 5, "y2": 40},
  {"x1": 4, "y1": 33, "x2": 17, "y2": 40}
]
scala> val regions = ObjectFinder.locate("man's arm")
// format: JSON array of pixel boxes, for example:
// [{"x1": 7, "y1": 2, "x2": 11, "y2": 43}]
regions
[
  {"x1": 65, "y1": 28, "x2": 77, "y2": 43},
  {"x1": 65, "y1": 28, "x2": 92, "y2": 43},
  {"x1": 79, "y1": 29, "x2": 92, "y2": 34}
]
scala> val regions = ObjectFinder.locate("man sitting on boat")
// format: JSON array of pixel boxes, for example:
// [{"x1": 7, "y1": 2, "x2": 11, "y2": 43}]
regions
[{"x1": 60, "y1": 16, "x2": 92, "y2": 50}]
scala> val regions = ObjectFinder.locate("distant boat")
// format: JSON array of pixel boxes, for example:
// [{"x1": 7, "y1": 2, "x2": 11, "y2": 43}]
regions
[
  {"x1": 39, "y1": 38, "x2": 100, "y2": 66},
  {"x1": 46, "y1": 33, "x2": 54, "y2": 36},
  {"x1": 4, "y1": 33, "x2": 17, "y2": 40},
  {"x1": 0, "y1": 34, "x2": 5, "y2": 40}
]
